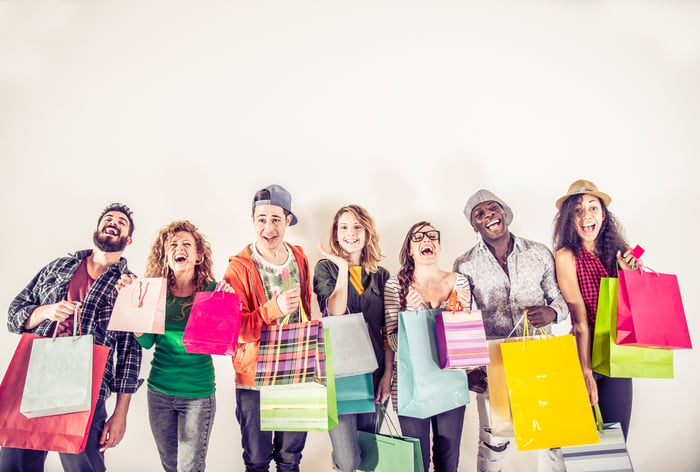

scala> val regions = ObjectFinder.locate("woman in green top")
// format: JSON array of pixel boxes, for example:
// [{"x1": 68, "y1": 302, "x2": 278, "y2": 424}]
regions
[{"x1": 129, "y1": 220, "x2": 233, "y2": 472}]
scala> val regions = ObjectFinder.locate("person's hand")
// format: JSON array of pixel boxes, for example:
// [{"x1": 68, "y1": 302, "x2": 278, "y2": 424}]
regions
[
  {"x1": 583, "y1": 369, "x2": 599, "y2": 405},
  {"x1": 217, "y1": 281, "x2": 235, "y2": 293},
  {"x1": 406, "y1": 287, "x2": 427, "y2": 310},
  {"x1": 453, "y1": 288, "x2": 470, "y2": 311},
  {"x1": 617, "y1": 249, "x2": 642, "y2": 271},
  {"x1": 376, "y1": 372, "x2": 393, "y2": 404},
  {"x1": 99, "y1": 409, "x2": 127, "y2": 452},
  {"x1": 467, "y1": 368, "x2": 488, "y2": 393},
  {"x1": 526, "y1": 306, "x2": 557, "y2": 328},
  {"x1": 42, "y1": 301, "x2": 78, "y2": 323},
  {"x1": 116, "y1": 273, "x2": 136, "y2": 291},
  {"x1": 317, "y1": 243, "x2": 349, "y2": 273},
  {"x1": 276, "y1": 287, "x2": 300, "y2": 316}
]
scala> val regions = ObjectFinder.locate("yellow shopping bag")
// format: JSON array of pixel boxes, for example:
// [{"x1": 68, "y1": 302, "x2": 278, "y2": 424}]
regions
[{"x1": 500, "y1": 320, "x2": 599, "y2": 450}]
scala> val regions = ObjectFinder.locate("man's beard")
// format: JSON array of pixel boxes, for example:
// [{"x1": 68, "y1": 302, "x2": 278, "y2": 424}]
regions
[{"x1": 93, "y1": 230, "x2": 129, "y2": 253}]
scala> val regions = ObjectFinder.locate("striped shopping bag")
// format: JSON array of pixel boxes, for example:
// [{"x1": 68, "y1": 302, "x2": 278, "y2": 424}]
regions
[
  {"x1": 255, "y1": 318, "x2": 322, "y2": 387},
  {"x1": 435, "y1": 308, "x2": 489, "y2": 369}
]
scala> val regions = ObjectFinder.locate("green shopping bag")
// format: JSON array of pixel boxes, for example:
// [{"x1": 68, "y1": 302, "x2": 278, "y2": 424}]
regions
[
  {"x1": 357, "y1": 406, "x2": 424, "y2": 472},
  {"x1": 260, "y1": 327, "x2": 339, "y2": 431},
  {"x1": 592, "y1": 277, "x2": 674, "y2": 378}
]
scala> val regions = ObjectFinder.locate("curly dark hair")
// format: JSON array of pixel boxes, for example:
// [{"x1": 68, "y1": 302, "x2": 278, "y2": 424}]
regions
[
  {"x1": 553, "y1": 195, "x2": 629, "y2": 275},
  {"x1": 98, "y1": 203, "x2": 135, "y2": 236},
  {"x1": 397, "y1": 221, "x2": 433, "y2": 311}
]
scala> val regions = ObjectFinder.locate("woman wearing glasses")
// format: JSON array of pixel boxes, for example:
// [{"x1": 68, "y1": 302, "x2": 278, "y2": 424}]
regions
[{"x1": 379, "y1": 221, "x2": 471, "y2": 472}]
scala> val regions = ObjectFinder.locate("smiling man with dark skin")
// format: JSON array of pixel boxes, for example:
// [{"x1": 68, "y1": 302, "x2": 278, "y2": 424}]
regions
[{"x1": 453, "y1": 189, "x2": 569, "y2": 472}]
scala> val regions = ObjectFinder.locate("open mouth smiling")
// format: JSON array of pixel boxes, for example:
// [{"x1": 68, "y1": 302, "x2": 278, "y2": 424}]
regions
[
  {"x1": 174, "y1": 254, "x2": 187, "y2": 263},
  {"x1": 486, "y1": 219, "x2": 501, "y2": 229},
  {"x1": 102, "y1": 225, "x2": 120, "y2": 236},
  {"x1": 420, "y1": 246, "x2": 435, "y2": 256}
]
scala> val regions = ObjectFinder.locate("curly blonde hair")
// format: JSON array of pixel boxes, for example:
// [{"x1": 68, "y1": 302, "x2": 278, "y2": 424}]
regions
[
  {"x1": 145, "y1": 220, "x2": 215, "y2": 296},
  {"x1": 328, "y1": 204, "x2": 384, "y2": 273}
]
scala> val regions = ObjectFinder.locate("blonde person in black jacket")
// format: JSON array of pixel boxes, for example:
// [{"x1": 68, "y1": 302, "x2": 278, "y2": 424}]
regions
[{"x1": 313, "y1": 205, "x2": 390, "y2": 472}]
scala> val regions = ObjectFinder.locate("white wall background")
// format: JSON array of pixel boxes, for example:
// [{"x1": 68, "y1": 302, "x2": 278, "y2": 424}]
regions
[{"x1": 1, "y1": 1, "x2": 698, "y2": 471}]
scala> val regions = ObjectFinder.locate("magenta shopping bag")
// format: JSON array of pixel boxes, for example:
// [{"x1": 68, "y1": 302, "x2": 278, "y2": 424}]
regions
[
  {"x1": 183, "y1": 290, "x2": 242, "y2": 355},
  {"x1": 616, "y1": 268, "x2": 691, "y2": 349}
]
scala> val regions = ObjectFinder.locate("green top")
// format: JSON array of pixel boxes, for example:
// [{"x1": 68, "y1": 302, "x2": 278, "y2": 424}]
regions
[{"x1": 136, "y1": 281, "x2": 216, "y2": 398}]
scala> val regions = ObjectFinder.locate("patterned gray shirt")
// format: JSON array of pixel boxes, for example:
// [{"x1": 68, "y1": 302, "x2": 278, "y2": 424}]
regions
[{"x1": 452, "y1": 235, "x2": 569, "y2": 339}]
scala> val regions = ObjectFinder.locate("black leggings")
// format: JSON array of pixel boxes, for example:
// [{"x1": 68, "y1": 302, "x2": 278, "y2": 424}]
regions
[{"x1": 594, "y1": 372, "x2": 633, "y2": 440}]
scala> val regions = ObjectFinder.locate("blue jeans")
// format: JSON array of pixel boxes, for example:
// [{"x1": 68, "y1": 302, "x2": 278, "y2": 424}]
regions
[
  {"x1": 328, "y1": 406, "x2": 383, "y2": 472},
  {"x1": 235, "y1": 388, "x2": 307, "y2": 472},
  {"x1": 147, "y1": 388, "x2": 216, "y2": 472},
  {"x1": 399, "y1": 405, "x2": 466, "y2": 472},
  {"x1": 0, "y1": 399, "x2": 107, "y2": 472}
]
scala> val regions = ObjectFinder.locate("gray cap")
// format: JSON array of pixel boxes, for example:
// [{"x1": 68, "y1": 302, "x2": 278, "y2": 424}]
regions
[
  {"x1": 252, "y1": 184, "x2": 298, "y2": 226},
  {"x1": 463, "y1": 189, "x2": 513, "y2": 226}
]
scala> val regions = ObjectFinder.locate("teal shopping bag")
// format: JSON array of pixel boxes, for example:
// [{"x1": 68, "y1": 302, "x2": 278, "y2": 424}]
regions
[
  {"x1": 336, "y1": 373, "x2": 375, "y2": 415},
  {"x1": 397, "y1": 309, "x2": 469, "y2": 419}
]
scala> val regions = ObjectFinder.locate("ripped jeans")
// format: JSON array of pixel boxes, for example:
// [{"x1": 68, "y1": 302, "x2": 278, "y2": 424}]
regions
[{"x1": 476, "y1": 390, "x2": 566, "y2": 472}]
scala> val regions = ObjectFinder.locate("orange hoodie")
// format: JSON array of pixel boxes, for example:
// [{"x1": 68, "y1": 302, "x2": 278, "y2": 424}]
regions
[{"x1": 223, "y1": 243, "x2": 312, "y2": 387}]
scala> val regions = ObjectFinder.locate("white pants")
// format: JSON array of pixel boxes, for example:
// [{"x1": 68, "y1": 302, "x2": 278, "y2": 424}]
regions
[{"x1": 476, "y1": 390, "x2": 567, "y2": 472}]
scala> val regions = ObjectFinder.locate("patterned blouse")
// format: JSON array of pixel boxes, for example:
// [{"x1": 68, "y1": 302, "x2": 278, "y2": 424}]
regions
[{"x1": 575, "y1": 247, "x2": 610, "y2": 326}]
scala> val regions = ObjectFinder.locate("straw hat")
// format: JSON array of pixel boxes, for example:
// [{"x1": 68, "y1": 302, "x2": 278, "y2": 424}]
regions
[{"x1": 555, "y1": 179, "x2": 611, "y2": 210}]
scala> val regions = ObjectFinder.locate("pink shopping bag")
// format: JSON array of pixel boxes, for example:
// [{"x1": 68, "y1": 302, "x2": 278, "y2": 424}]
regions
[
  {"x1": 616, "y1": 268, "x2": 691, "y2": 349},
  {"x1": 183, "y1": 290, "x2": 242, "y2": 355}
]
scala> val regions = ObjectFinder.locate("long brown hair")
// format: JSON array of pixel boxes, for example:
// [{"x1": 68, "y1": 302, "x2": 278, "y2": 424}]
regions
[
  {"x1": 328, "y1": 204, "x2": 384, "y2": 273},
  {"x1": 396, "y1": 221, "x2": 433, "y2": 311},
  {"x1": 145, "y1": 221, "x2": 215, "y2": 316}
]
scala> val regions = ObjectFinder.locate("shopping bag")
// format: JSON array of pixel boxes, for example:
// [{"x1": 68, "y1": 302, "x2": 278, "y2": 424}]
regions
[
  {"x1": 336, "y1": 373, "x2": 375, "y2": 415},
  {"x1": 108, "y1": 277, "x2": 166, "y2": 334},
  {"x1": 501, "y1": 330, "x2": 599, "y2": 450},
  {"x1": 0, "y1": 333, "x2": 109, "y2": 453},
  {"x1": 397, "y1": 309, "x2": 470, "y2": 419},
  {"x1": 183, "y1": 289, "x2": 242, "y2": 355},
  {"x1": 616, "y1": 268, "x2": 691, "y2": 349},
  {"x1": 21, "y1": 318, "x2": 93, "y2": 417},
  {"x1": 486, "y1": 339, "x2": 514, "y2": 437},
  {"x1": 259, "y1": 327, "x2": 338, "y2": 431},
  {"x1": 317, "y1": 313, "x2": 378, "y2": 377},
  {"x1": 592, "y1": 277, "x2": 674, "y2": 378},
  {"x1": 255, "y1": 319, "x2": 322, "y2": 386},
  {"x1": 357, "y1": 407, "x2": 424, "y2": 472},
  {"x1": 435, "y1": 307, "x2": 489, "y2": 369},
  {"x1": 562, "y1": 422, "x2": 634, "y2": 471}
]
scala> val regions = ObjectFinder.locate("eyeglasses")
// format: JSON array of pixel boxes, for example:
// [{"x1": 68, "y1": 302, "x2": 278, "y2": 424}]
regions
[{"x1": 410, "y1": 230, "x2": 440, "y2": 243}]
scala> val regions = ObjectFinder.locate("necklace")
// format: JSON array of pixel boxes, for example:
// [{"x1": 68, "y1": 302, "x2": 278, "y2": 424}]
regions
[{"x1": 494, "y1": 253, "x2": 508, "y2": 267}]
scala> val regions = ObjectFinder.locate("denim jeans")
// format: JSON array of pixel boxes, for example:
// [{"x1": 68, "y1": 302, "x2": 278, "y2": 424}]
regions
[
  {"x1": 235, "y1": 388, "x2": 307, "y2": 472},
  {"x1": 398, "y1": 405, "x2": 466, "y2": 472},
  {"x1": 0, "y1": 399, "x2": 107, "y2": 472},
  {"x1": 147, "y1": 388, "x2": 216, "y2": 472},
  {"x1": 476, "y1": 390, "x2": 566, "y2": 472},
  {"x1": 328, "y1": 406, "x2": 383, "y2": 472}
]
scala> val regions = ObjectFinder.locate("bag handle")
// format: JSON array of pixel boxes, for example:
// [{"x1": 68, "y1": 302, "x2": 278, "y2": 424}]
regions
[
  {"x1": 130, "y1": 280, "x2": 149, "y2": 308},
  {"x1": 593, "y1": 403, "x2": 604, "y2": 434},
  {"x1": 377, "y1": 402, "x2": 401, "y2": 437},
  {"x1": 52, "y1": 301, "x2": 82, "y2": 342},
  {"x1": 506, "y1": 310, "x2": 548, "y2": 339},
  {"x1": 445, "y1": 291, "x2": 459, "y2": 313}
]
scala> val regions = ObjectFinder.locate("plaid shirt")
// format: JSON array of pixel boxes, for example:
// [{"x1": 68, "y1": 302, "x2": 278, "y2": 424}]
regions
[
  {"x1": 453, "y1": 235, "x2": 569, "y2": 339},
  {"x1": 8, "y1": 249, "x2": 143, "y2": 402},
  {"x1": 575, "y1": 247, "x2": 609, "y2": 326}
]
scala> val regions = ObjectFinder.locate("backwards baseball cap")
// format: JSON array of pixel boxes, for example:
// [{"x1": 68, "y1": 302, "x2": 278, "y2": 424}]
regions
[
  {"x1": 252, "y1": 184, "x2": 298, "y2": 226},
  {"x1": 463, "y1": 189, "x2": 514, "y2": 226}
]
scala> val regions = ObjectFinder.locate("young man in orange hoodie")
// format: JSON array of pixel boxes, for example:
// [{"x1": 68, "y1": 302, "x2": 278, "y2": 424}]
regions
[{"x1": 223, "y1": 184, "x2": 312, "y2": 472}]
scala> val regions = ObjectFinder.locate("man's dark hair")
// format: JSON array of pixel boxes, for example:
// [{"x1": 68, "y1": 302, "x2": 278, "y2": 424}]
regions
[{"x1": 98, "y1": 203, "x2": 135, "y2": 236}]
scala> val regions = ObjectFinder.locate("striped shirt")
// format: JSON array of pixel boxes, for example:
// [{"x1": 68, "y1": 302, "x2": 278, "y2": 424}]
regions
[{"x1": 8, "y1": 249, "x2": 143, "y2": 402}]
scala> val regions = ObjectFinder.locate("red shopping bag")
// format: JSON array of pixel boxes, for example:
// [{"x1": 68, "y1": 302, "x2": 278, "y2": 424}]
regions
[
  {"x1": 183, "y1": 290, "x2": 242, "y2": 355},
  {"x1": 616, "y1": 268, "x2": 692, "y2": 349},
  {"x1": 0, "y1": 333, "x2": 109, "y2": 453}
]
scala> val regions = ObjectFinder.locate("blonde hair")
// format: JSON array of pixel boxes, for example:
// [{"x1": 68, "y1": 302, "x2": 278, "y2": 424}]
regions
[{"x1": 328, "y1": 205, "x2": 384, "y2": 273}]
